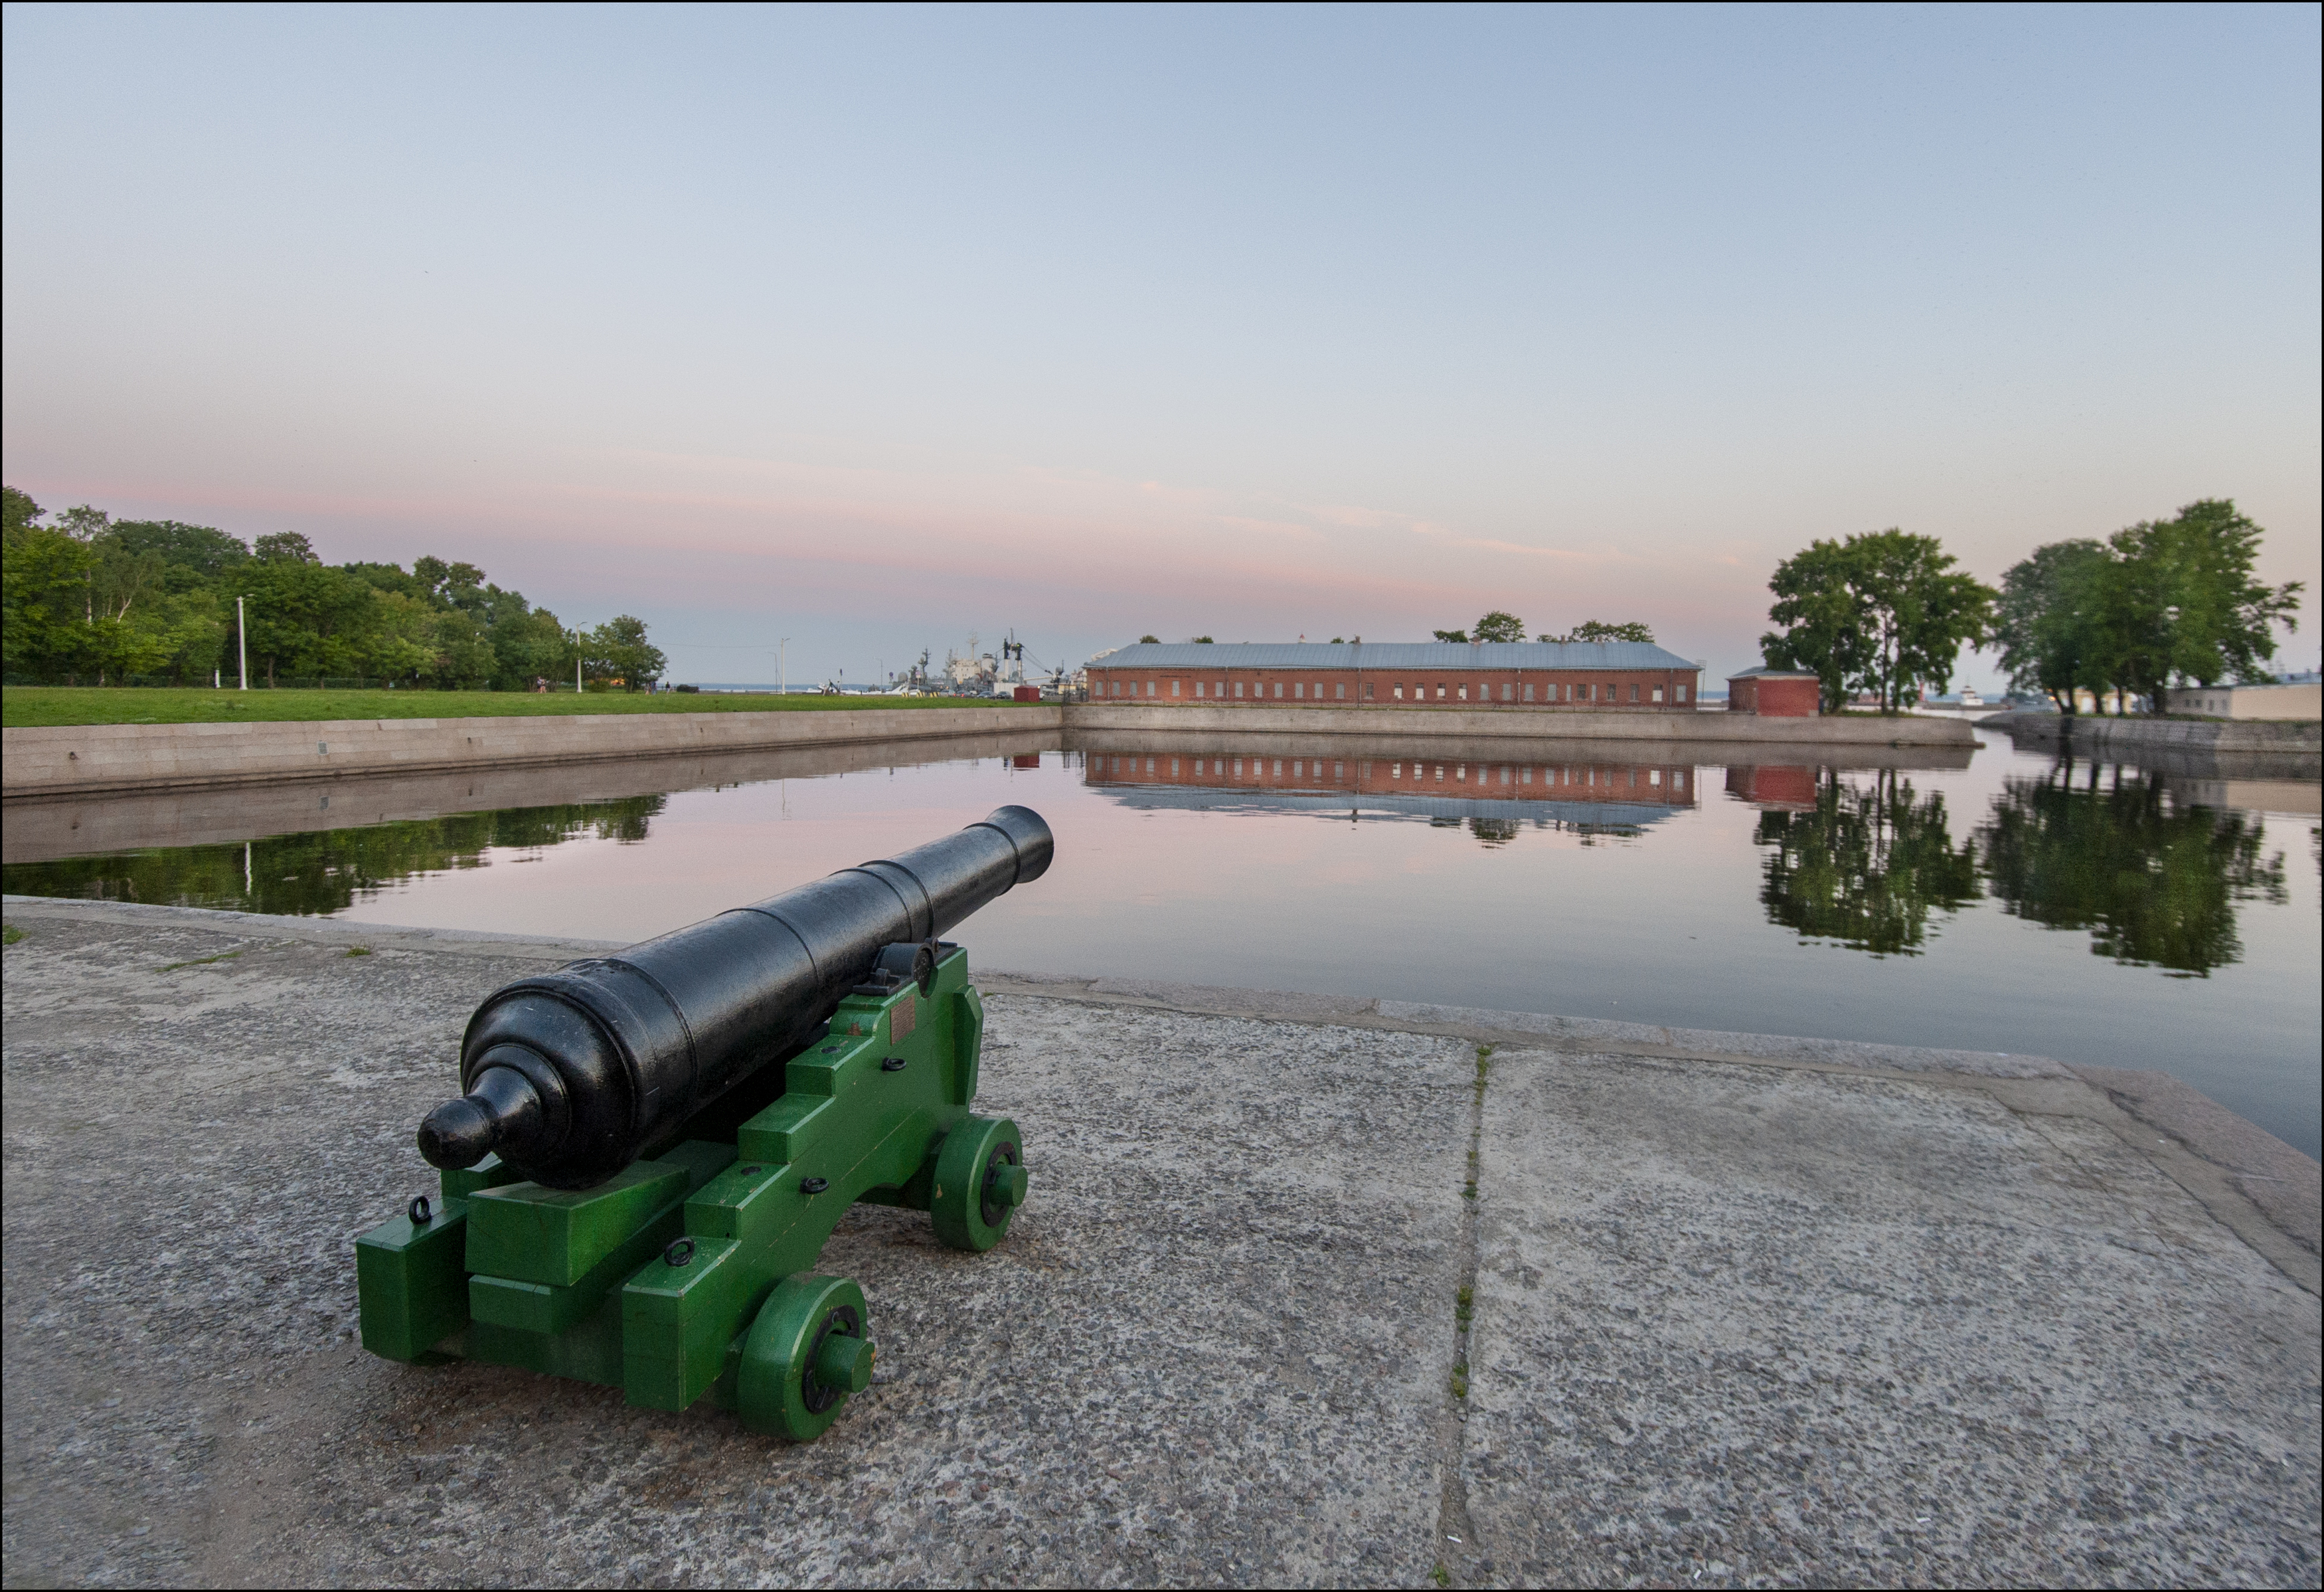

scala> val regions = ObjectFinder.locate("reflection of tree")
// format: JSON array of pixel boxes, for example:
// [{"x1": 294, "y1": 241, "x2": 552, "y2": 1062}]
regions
[
  {"x1": 1, "y1": 795, "x2": 666, "y2": 917},
  {"x1": 1469, "y1": 818, "x2": 1520, "y2": 847},
  {"x1": 1756, "y1": 770, "x2": 1979, "y2": 955},
  {"x1": 1977, "y1": 762, "x2": 2286, "y2": 976}
]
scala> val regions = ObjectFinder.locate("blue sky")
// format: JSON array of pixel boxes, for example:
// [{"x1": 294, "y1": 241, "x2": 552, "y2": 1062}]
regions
[{"x1": 5, "y1": 4, "x2": 2317, "y2": 687}]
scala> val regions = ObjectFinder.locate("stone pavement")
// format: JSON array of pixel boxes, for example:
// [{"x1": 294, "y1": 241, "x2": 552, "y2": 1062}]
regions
[{"x1": 2, "y1": 897, "x2": 2317, "y2": 1588}]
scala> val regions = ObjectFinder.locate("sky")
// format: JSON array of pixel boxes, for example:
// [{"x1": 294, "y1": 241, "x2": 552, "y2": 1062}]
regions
[{"x1": 4, "y1": 4, "x2": 2317, "y2": 690}]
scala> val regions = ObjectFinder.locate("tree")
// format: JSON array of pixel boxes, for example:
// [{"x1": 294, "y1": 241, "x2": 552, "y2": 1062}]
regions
[
  {"x1": 2, "y1": 486, "x2": 41, "y2": 535},
  {"x1": 1432, "y1": 628, "x2": 1468, "y2": 643},
  {"x1": 1995, "y1": 540, "x2": 2110, "y2": 714},
  {"x1": 1192, "y1": 636, "x2": 1214, "y2": 644},
  {"x1": 2, "y1": 491, "x2": 94, "y2": 677},
  {"x1": 2096, "y1": 500, "x2": 2301, "y2": 706},
  {"x1": 586, "y1": 614, "x2": 665, "y2": 691},
  {"x1": 1540, "y1": 620, "x2": 1654, "y2": 644},
  {"x1": 1761, "y1": 539, "x2": 1870, "y2": 713},
  {"x1": 254, "y1": 530, "x2": 319, "y2": 565},
  {"x1": 1471, "y1": 610, "x2": 1527, "y2": 643},
  {"x1": 1763, "y1": 530, "x2": 1996, "y2": 713},
  {"x1": 1138, "y1": 634, "x2": 1160, "y2": 644}
]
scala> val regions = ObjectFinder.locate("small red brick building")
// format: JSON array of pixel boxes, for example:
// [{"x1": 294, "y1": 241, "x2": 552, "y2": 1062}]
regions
[
  {"x1": 1726, "y1": 665, "x2": 1823, "y2": 717},
  {"x1": 1084, "y1": 641, "x2": 1703, "y2": 710}
]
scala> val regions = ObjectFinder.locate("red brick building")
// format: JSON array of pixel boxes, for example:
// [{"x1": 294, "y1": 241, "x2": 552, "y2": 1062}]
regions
[
  {"x1": 1725, "y1": 665, "x2": 1823, "y2": 717},
  {"x1": 1085, "y1": 641, "x2": 1703, "y2": 710}
]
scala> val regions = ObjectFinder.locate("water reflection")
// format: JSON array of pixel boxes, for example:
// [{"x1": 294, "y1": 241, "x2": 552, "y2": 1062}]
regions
[
  {"x1": 1738, "y1": 768, "x2": 1981, "y2": 956},
  {"x1": 1978, "y1": 760, "x2": 2289, "y2": 976},
  {"x1": 1084, "y1": 747, "x2": 1696, "y2": 841},
  {"x1": 5, "y1": 796, "x2": 666, "y2": 917}
]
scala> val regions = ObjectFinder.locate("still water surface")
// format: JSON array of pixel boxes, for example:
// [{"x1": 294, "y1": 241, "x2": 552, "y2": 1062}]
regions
[{"x1": 7, "y1": 732, "x2": 2316, "y2": 1158}]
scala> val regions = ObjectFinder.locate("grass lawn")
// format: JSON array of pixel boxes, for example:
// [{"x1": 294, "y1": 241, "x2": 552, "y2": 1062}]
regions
[{"x1": 1, "y1": 687, "x2": 1044, "y2": 729}]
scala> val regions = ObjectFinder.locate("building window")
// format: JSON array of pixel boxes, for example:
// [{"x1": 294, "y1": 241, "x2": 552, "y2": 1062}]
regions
[
  {"x1": 1394, "y1": 683, "x2": 1404, "y2": 699},
  {"x1": 1172, "y1": 679, "x2": 1181, "y2": 697},
  {"x1": 1336, "y1": 683, "x2": 1346, "y2": 699},
  {"x1": 1629, "y1": 684, "x2": 1639, "y2": 703},
  {"x1": 1649, "y1": 768, "x2": 1661, "y2": 785},
  {"x1": 1651, "y1": 686, "x2": 1663, "y2": 703},
  {"x1": 1195, "y1": 681, "x2": 1204, "y2": 698},
  {"x1": 1217, "y1": 680, "x2": 1225, "y2": 697},
  {"x1": 1363, "y1": 682, "x2": 1374, "y2": 700},
  {"x1": 1274, "y1": 682, "x2": 1284, "y2": 698},
  {"x1": 1501, "y1": 683, "x2": 1513, "y2": 702},
  {"x1": 1234, "y1": 681, "x2": 1244, "y2": 698},
  {"x1": 1677, "y1": 684, "x2": 1688, "y2": 703},
  {"x1": 1436, "y1": 683, "x2": 1446, "y2": 699},
  {"x1": 1294, "y1": 682, "x2": 1304, "y2": 699},
  {"x1": 1146, "y1": 681, "x2": 1156, "y2": 697}
]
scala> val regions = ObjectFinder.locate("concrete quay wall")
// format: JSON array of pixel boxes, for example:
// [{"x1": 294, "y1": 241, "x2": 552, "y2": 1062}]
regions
[
  {"x1": 1062, "y1": 701, "x2": 1979, "y2": 746},
  {"x1": 1982, "y1": 710, "x2": 2321, "y2": 754},
  {"x1": 0, "y1": 704, "x2": 1063, "y2": 800},
  {"x1": 3, "y1": 701, "x2": 1974, "y2": 800}
]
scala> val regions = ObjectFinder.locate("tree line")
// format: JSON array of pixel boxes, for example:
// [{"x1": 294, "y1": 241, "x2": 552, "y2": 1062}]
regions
[
  {"x1": 1760, "y1": 499, "x2": 2299, "y2": 714},
  {"x1": 2, "y1": 487, "x2": 668, "y2": 690}
]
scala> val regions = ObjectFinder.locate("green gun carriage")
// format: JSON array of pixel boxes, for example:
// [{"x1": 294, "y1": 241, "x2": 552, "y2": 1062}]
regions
[{"x1": 355, "y1": 806, "x2": 1051, "y2": 1440}]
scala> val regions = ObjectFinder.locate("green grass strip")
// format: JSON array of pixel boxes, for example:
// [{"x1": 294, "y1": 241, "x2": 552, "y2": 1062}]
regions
[{"x1": 3, "y1": 687, "x2": 1046, "y2": 729}]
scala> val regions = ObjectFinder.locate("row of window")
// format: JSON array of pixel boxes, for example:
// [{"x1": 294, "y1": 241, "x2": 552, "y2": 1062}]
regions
[
  {"x1": 1095, "y1": 678, "x2": 1689, "y2": 703},
  {"x1": 1089, "y1": 755, "x2": 1689, "y2": 791}
]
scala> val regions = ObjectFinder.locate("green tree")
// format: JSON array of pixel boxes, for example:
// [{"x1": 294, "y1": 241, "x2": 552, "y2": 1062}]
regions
[
  {"x1": 1471, "y1": 610, "x2": 1527, "y2": 643},
  {"x1": 1539, "y1": 620, "x2": 1655, "y2": 644},
  {"x1": 585, "y1": 614, "x2": 666, "y2": 691},
  {"x1": 1432, "y1": 628, "x2": 1468, "y2": 643},
  {"x1": 1977, "y1": 760, "x2": 2286, "y2": 974},
  {"x1": 1760, "y1": 539, "x2": 1870, "y2": 713},
  {"x1": 1995, "y1": 539, "x2": 2110, "y2": 713},
  {"x1": 2094, "y1": 499, "x2": 2301, "y2": 707},
  {"x1": 238, "y1": 555, "x2": 379, "y2": 685},
  {"x1": 1, "y1": 489, "x2": 95, "y2": 678},
  {"x1": 1764, "y1": 530, "x2": 1996, "y2": 713},
  {"x1": 1755, "y1": 769, "x2": 1981, "y2": 954}
]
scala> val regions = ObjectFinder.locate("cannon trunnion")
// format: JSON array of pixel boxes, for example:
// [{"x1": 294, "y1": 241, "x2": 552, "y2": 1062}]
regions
[{"x1": 355, "y1": 808, "x2": 1050, "y2": 1441}]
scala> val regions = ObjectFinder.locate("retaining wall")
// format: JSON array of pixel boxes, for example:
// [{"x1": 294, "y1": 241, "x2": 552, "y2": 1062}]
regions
[
  {"x1": 1062, "y1": 703, "x2": 1978, "y2": 746},
  {"x1": 1, "y1": 705, "x2": 1062, "y2": 800},
  {"x1": 1981, "y1": 712, "x2": 2321, "y2": 755},
  {"x1": 1, "y1": 699, "x2": 1979, "y2": 800}
]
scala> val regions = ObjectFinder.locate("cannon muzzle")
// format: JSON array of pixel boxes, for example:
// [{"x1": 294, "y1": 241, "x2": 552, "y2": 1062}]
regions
[{"x1": 416, "y1": 804, "x2": 1052, "y2": 1188}]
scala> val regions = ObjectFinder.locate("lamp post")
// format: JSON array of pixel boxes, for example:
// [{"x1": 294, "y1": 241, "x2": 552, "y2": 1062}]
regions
[
  {"x1": 573, "y1": 629, "x2": 584, "y2": 695},
  {"x1": 780, "y1": 636, "x2": 789, "y2": 697},
  {"x1": 237, "y1": 596, "x2": 248, "y2": 689}
]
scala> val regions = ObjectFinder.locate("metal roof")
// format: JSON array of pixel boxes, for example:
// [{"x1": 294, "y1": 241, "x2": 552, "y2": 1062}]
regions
[
  {"x1": 1727, "y1": 664, "x2": 1822, "y2": 678},
  {"x1": 1088, "y1": 641, "x2": 1699, "y2": 671}
]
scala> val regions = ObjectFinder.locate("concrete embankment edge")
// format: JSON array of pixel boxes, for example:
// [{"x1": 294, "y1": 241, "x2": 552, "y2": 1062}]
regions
[
  {"x1": 3, "y1": 700, "x2": 1975, "y2": 798},
  {"x1": 0, "y1": 704, "x2": 1063, "y2": 799},
  {"x1": 1067, "y1": 701, "x2": 1978, "y2": 745},
  {"x1": 1979, "y1": 709, "x2": 2323, "y2": 753},
  {"x1": 5, "y1": 893, "x2": 2311, "y2": 1294}
]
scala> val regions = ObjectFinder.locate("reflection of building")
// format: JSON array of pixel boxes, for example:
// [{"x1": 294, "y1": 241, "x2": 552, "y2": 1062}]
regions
[
  {"x1": 1726, "y1": 666, "x2": 1821, "y2": 716},
  {"x1": 1085, "y1": 642, "x2": 1702, "y2": 710},
  {"x1": 1084, "y1": 747, "x2": 1697, "y2": 830},
  {"x1": 1724, "y1": 766, "x2": 1819, "y2": 808}
]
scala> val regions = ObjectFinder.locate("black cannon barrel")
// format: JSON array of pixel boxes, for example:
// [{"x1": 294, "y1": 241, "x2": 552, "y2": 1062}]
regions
[{"x1": 416, "y1": 805, "x2": 1053, "y2": 1189}]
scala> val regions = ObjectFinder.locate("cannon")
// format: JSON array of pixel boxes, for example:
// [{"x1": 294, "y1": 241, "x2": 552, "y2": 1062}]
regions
[{"x1": 355, "y1": 806, "x2": 1052, "y2": 1440}]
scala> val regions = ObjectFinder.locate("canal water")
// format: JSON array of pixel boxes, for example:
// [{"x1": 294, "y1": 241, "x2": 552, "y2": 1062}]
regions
[{"x1": 7, "y1": 729, "x2": 2316, "y2": 1159}]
